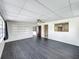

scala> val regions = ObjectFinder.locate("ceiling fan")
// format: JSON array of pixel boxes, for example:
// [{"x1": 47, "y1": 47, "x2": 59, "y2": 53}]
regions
[{"x1": 37, "y1": 19, "x2": 45, "y2": 23}]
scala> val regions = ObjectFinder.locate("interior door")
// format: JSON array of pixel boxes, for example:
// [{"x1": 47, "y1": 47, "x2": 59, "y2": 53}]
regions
[{"x1": 44, "y1": 25, "x2": 48, "y2": 38}]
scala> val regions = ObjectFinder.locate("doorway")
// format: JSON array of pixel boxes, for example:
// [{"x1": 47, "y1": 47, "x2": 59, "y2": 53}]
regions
[
  {"x1": 37, "y1": 26, "x2": 41, "y2": 37},
  {"x1": 44, "y1": 25, "x2": 48, "y2": 38}
]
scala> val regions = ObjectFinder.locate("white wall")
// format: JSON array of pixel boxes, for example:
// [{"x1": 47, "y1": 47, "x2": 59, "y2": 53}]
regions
[
  {"x1": 40, "y1": 17, "x2": 79, "y2": 46},
  {"x1": 6, "y1": 21, "x2": 34, "y2": 42},
  {"x1": 0, "y1": 21, "x2": 35, "y2": 58}
]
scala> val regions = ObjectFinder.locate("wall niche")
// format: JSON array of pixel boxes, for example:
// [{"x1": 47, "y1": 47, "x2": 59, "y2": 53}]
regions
[{"x1": 54, "y1": 22, "x2": 69, "y2": 32}]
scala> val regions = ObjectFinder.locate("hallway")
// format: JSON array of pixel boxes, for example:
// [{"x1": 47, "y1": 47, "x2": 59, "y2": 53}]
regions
[{"x1": 1, "y1": 37, "x2": 79, "y2": 59}]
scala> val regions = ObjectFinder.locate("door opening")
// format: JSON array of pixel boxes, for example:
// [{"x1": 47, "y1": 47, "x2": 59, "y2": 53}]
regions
[
  {"x1": 37, "y1": 26, "x2": 41, "y2": 37},
  {"x1": 44, "y1": 25, "x2": 48, "y2": 38}
]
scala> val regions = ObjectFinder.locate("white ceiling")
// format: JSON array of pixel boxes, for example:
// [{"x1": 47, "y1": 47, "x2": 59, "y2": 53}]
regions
[{"x1": 0, "y1": 0, "x2": 79, "y2": 22}]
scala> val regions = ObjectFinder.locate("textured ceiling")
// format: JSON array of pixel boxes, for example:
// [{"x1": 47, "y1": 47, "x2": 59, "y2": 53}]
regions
[{"x1": 0, "y1": 0, "x2": 79, "y2": 22}]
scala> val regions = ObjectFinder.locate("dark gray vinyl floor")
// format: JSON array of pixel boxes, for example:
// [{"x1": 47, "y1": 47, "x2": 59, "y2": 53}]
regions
[{"x1": 1, "y1": 37, "x2": 79, "y2": 59}]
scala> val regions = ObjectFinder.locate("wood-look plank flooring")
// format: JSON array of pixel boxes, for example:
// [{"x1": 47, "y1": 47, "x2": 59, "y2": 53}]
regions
[{"x1": 1, "y1": 37, "x2": 79, "y2": 59}]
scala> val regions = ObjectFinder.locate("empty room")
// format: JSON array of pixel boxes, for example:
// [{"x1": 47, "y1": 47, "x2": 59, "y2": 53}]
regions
[{"x1": 0, "y1": 0, "x2": 79, "y2": 59}]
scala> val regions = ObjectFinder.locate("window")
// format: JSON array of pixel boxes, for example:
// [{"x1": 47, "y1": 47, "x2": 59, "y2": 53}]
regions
[
  {"x1": 54, "y1": 22, "x2": 69, "y2": 32},
  {"x1": 0, "y1": 16, "x2": 5, "y2": 41}
]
